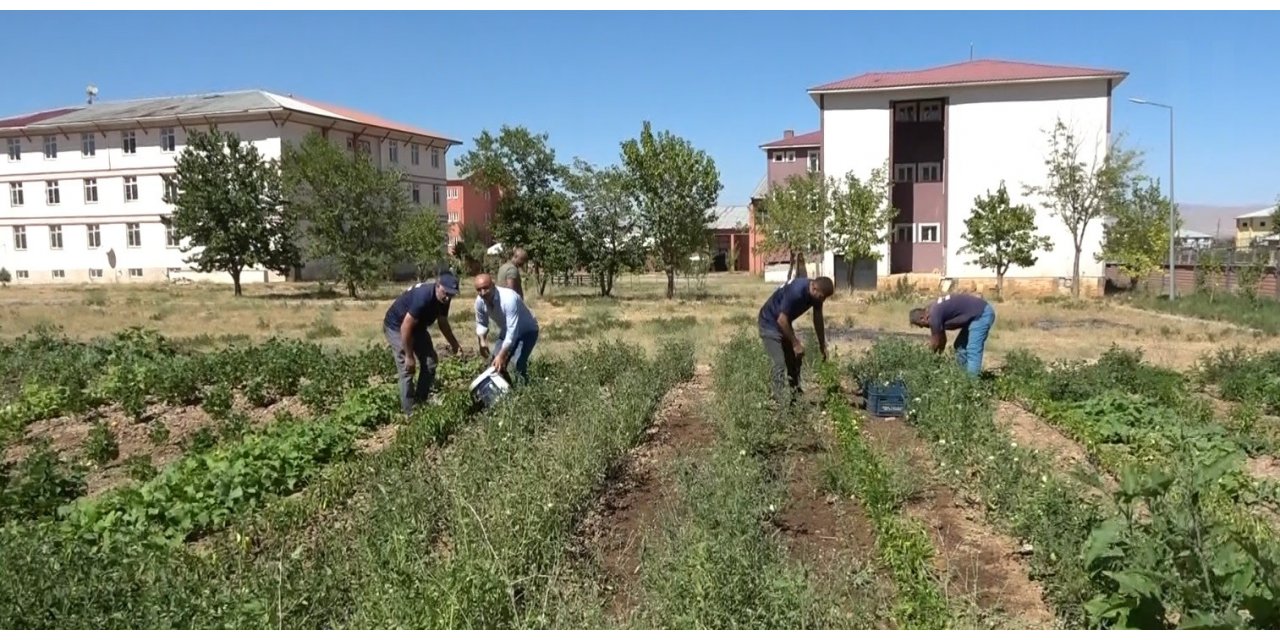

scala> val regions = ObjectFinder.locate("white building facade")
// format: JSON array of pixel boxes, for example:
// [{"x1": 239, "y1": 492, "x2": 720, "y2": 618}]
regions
[
  {"x1": 0, "y1": 90, "x2": 459, "y2": 285},
  {"x1": 810, "y1": 59, "x2": 1127, "y2": 293}
]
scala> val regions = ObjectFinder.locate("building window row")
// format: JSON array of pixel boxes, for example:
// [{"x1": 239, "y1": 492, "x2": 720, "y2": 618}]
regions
[
  {"x1": 894, "y1": 100, "x2": 944, "y2": 123},
  {"x1": 893, "y1": 161, "x2": 943, "y2": 184},
  {"x1": 892, "y1": 222, "x2": 942, "y2": 244},
  {"x1": 771, "y1": 150, "x2": 797, "y2": 163},
  {"x1": 8, "y1": 221, "x2": 179, "y2": 251},
  {"x1": 6, "y1": 174, "x2": 172, "y2": 208},
  {"x1": 6, "y1": 128, "x2": 181, "y2": 162},
  {"x1": 5, "y1": 268, "x2": 154, "y2": 281}
]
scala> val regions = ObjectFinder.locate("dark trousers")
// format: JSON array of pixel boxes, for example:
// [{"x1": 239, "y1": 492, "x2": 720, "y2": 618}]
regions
[
  {"x1": 761, "y1": 331, "x2": 803, "y2": 404},
  {"x1": 384, "y1": 326, "x2": 438, "y2": 415}
]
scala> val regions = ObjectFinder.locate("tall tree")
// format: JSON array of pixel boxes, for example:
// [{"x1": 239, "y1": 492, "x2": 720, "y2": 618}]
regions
[
  {"x1": 281, "y1": 132, "x2": 411, "y2": 298},
  {"x1": 163, "y1": 127, "x2": 299, "y2": 296},
  {"x1": 826, "y1": 165, "x2": 896, "y2": 290},
  {"x1": 454, "y1": 125, "x2": 574, "y2": 295},
  {"x1": 398, "y1": 206, "x2": 449, "y2": 280},
  {"x1": 564, "y1": 159, "x2": 645, "y2": 296},
  {"x1": 960, "y1": 181, "x2": 1054, "y2": 300},
  {"x1": 756, "y1": 172, "x2": 829, "y2": 281},
  {"x1": 1097, "y1": 176, "x2": 1178, "y2": 290},
  {"x1": 1269, "y1": 198, "x2": 1280, "y2": 236},
  {"x1": 619, "y1": 121, "x2": 722, "y2": 299},
  {"x1": 1024, "y1": 118, "x2": 1139, "y2": 298}
]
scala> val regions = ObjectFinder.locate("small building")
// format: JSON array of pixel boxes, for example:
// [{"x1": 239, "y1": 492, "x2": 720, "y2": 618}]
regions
[
  {"x1": 1176, "y1": 229, "x2": 1215, "y2": 250},
  {"x1": 1234, "y1": 206, "x2": 1277, "y2": 248},
  {"x1": 706, "y1": 205, "x2": 751, "y2": 272},
  {"x1": 445, "y1": 167, "x2": 502, "y2": 252}
]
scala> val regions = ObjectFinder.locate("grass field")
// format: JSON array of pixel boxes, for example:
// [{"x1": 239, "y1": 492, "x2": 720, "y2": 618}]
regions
[{"x1": 2, "y1": 272, "x2": 1280, "y2": 629}]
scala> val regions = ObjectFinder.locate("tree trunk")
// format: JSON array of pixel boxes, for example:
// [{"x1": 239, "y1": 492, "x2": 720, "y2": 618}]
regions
[
  {"x1": 1071, "y1": 246, "x2": 1082, "y2": 299},
  {"x1": 347, "y1": 280, "x2": 358, "y2": 299},
  {"x1": 665, "y1": 267, "x2": 675, "y2": 299},
  {"x1": 536, "y1": 265, "x2": 548, "y2": 297},
  {"x1": 231, "y1": 268, "x2": 243, "y2": 297},
  {"x1": 786, "y1": 253, "x2": 795, "y2": 281},
  {"x1": 795, "y1": 254, "x2": 808, "y2": 278},
  {"x1": 996, "y1": 267, "x2": 1005, "y2": 302}
]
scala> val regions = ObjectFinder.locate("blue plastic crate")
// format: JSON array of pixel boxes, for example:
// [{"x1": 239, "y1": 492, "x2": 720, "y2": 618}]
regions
[{"x1": 862, "y1": 379, "x2": 908, "y2": 417}]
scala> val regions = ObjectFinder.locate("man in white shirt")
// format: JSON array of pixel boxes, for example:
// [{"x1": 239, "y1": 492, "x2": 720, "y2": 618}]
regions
[{"x1": 473, "y1": 273, "x2": 541, "y2": 383}]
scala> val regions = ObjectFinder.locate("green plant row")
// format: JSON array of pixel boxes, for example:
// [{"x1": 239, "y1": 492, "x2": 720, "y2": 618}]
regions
[
  {"x1": 1197, "y1": 346, "x2": 1280, "y2": 419},
  {"x1": 852, "y1": 339, "x2": 1104, "y2": 628},
  {"x1": 626, "y1": 334, "x2": 844, "y2": 629},
  {"x1": 816, "y1": 359, "x2": 953, "y2": 629},
  {"x1": 994, "y1": 346, "x2": 1280, "y2": 628}
]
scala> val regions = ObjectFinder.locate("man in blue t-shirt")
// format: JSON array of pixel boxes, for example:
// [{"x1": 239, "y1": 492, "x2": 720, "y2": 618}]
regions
[
  {"x1": 909, "y1": 292, "x2": 996, "y2": 377},
  {"x1": 383, "y1": 272, "x2": 463, "y2": 415},
  {"x1": 757, "y1": 276, "x2": 835, "y2": 404}
]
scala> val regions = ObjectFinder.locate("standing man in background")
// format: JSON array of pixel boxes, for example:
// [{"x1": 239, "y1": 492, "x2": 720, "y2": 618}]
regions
[
  {"x1": 757, "y1": 276, "x2": 835, "y2": 405},
  {"x1": 496, "y1": 247, "x2": 529, "y2": 298},
  {"x1": 474, "y1": 273, "x2": 541, "y2": 384},
  {"x1": 909, "y1": 292, "x2": 996, "y2": 377},
  {"x1": 383, "y1": 273, "x2": 463, "y2": 415}
]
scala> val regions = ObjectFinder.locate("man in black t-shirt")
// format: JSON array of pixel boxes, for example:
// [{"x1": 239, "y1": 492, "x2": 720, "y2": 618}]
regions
[
  {"x1": 909, "y1": 292, "x2": 996, "y2": 377},
  {"x1": 757, "y1": 276, "x2": 834, "y2": 404},
  {"x1": 383, "y1": 273, "x2": 463, "y2": 415}
]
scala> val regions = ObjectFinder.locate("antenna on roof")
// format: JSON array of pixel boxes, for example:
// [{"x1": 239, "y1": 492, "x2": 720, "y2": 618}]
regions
[
  {"x1": 969, "y1": 43, "x2": 974, "y2": 61},
  {"x1": 86, "y1": 85, "x2": 98, "y2": 105}
]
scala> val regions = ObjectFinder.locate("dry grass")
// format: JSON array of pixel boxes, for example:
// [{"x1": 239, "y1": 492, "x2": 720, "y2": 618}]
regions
[{"x1": 3, "y1": 272, "x2": 1278, "y2": 371}]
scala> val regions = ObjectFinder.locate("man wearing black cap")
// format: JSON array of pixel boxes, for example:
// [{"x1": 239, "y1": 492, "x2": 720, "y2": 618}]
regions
[{"x1": 383, "y1": 272, "x2": 463, "y2": 415}]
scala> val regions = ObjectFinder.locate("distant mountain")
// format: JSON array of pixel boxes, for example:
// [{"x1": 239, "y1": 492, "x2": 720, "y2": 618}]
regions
[{"x1": 1177, "y1": 203, "x2": 1274, "y2": 238}]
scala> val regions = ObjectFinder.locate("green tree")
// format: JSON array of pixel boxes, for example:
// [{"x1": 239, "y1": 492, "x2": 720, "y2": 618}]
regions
[
  {"x1": 756, "y1": 172, "x2": 829, "y2": 281},
  {"x1": 163, "y1": 127, "x2": 299, "y2": 296},
  {"x1": 281, "y1": 132, "x2": 411, "y2": 298},
  {"x1": 564, "y1": 159, "x2": 645, "y2": 296},
  {"x1": 1196, "y1": 249, "x2": 1224, "y2": 302},
  {"x1": 398, "y1": 207, "x2": 449, "y2": 280},
  {"x1": 1097, "y1": 176, "x2": 1178, "y2": 291},
  {"x1": 826, "y1": 165, "x2": 896, "y2": 290},
  {"x1": 1024, "y1": 119, "x2": 1140, "y2": 298},
  {"x1": 620, "y1": 121, "x2": 722, "y2": 299},
  {"x1": 454, "y1": 125, "x2": 575, "y2": 296},
  {"x1": 960, "y1": 181, "x2": 1054, "y2": 300},
  {"x1": 1269, "y1": 198, "x2": 1280, "y2": 233}
]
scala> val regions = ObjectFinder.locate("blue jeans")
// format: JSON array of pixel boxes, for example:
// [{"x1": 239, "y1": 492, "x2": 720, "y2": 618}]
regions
[
  {"x1": 953, "y1": 303, "x2": 995, "y2": 377},
  {"x1": 490, "y1": 329, "x2": 539, "y2": 383},
  {"x1": 384, "y1": 325, "x2": 437, "y2": 415}
]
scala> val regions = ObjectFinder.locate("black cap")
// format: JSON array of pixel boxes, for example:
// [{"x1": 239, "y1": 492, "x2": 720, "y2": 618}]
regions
[{"x1": 437, "y1": 273, "x2": 460, "y2": 295}]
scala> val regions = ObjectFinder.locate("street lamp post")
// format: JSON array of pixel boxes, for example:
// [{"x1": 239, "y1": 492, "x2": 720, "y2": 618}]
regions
[{"x1": 1129, "y1": 98, "x2": 1176, "y2": 299}]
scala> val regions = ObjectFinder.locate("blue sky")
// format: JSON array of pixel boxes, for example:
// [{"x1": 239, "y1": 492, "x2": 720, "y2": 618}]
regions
[{"x1": 5, "y1": 10, "x2": 1278, "y2": 207}]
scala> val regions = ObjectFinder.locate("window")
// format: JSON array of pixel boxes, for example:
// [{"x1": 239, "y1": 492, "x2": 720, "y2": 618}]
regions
[
  {"x1": 9, "y1": 182, "x2": 23, "y2": 207},
  {"x1": 389, "y1": 141, "x2": 399, "y2": 164},
  {"x1": 894, "y1": 163, "x2": 916, "y2": 183},
  {"x1": 920, "y1": 100, "x2": 943, "y2": 122},
  {"x1": 6, "y1": 138, "x2": 18, "y2": 161},
  {"x1": 892, "y1": 223, "x2": 913, "y2": 244},
  {"x1": 412, "y1": 184, "x2": 421, "y2": 204},
  {"x1": 346, "y1": 137, "x2": 371, "y2": 155},
  {"x1": 84, "y1": 178, "x2": 98, "y2": 203},
  {"x1": 122, "y1": 131, "x2": 137, "y2": 155},
  {"x1": 918, "y1": 162, "x2": 942, "y2": 182},
  {"x1": 81, "y1": 132, "x2": 96, "y2": 157},
  {"x1": 447, "y1": 187, "x2": 459, "y2": 200},
  {"x1": 90, "y1": 268, "x2": 103, "y2": 278},
  {"x1": 128, "y1": 268, "x2": 143, "y2": 278},
  {"x1": 807, "y1": 151, "x2": 821, "y2": 172},
  {"x1": 895, "y1": 102, "x2": 917, "y2": 122},
  {"x1": 785, "y1": 150, "x2": 796, "y2": 162},
  {"x1": 448, "y1": 211, "x2": 460, "y2": 223},
  {"x1": 87, "y1": 224, "x2": 101, "y2": 248},
  {"x1": 13, "y1": 225, "x2": 27, "y2": 250},
  {"x1": 43, "y1": 135, "x2": 57, "y2": 159},
  {"x1": 16, "y1": 270, "x2": 28, "y2": 279},
  {"x1": 45, "y1": 180, "x2": 60, "y2": 205},
  {"x1": 127, "y1": 222, "x2": 141, "y2": 247},
  {"x1": 163, "y1": 175, "x2": 179, "y2": 203},
  {"x1": 917, "y1": 223, "x2": 940, "y2": 243},
  {"x1": 160, "y1": 127, "x2": 176, "y2": 152},
  {"x1": 49, "y1": 225, "x2": 63, "y2": 249},
  {"x1": 164, "y1": 219, "x2": 179, "y2": 247},
  {"x1": 430, "y1": 148, "x2": 440, "y2": 168},
  {"x1": 52, "y1": 269, "x2": 65, "y2": 280},
  {"x1": 432, "y1": 184, "x2": 441, "y2": 206},
  {"x1": 772, "y1": 151, "x2": 784, "y2": 163},
  {"x1": 124, "y1": 176, "x2": 138, "y2": 202}
]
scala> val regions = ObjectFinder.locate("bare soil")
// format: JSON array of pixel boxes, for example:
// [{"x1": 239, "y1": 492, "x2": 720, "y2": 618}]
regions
[
  {"x1": 860, "y1": 414, "x2": 1056, "y2": 630},
  {"x1": 576, "y1": 364, "x2": 717, "y2": 620},
  {"x1": 996, "y1": 401, "x2": 1118, "y2": 496}
]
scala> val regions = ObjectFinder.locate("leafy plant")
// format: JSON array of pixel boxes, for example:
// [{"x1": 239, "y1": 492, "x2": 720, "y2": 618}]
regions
[{"x1": 84, "y1": 422, "x2": 119, "y2": 466}]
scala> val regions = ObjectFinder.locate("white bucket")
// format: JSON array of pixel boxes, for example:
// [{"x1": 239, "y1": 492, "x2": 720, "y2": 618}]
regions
[{"x1": 469, "y1": 366, "x2": 512, "y2": 409}]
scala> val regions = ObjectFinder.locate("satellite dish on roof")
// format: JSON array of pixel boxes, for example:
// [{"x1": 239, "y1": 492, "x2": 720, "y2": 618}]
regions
[{"x1": 86, "y1": 85, "x2": 98, "y2": 105}]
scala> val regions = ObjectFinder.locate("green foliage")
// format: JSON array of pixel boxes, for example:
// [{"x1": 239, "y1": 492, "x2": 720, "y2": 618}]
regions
[
  {"x1": 756, "y1": 171, "x2": 829, "y2": 279},
  {"x1": 398, "y1": 207, "x2": 450, "y2": 280},
  {"x1": 563, "y1": 159, "x2": 645, "y2": 296},
  {"x1": 165, "y1": 127, "x2": 300, "y2": 296},
  {"x1": 620, "y1": 121, "x2": 722, "y2": 299},
  {"x1": 1235, "y1": 252, "x2": 1268, "y2": 302},
  {"x1": 0, "y1": 267, "x2": 10, "y2": 286},
  {"x1": 84, "y1": 422, "x2": 119, "y2": 466},
  {"x1": 1125, "y1": 290, "x2": 1280, "y2": 335},
  {"x1": 1197, "y1": 347, "x2": 1280, "y2": 414},
  {"x1": 281, "y1": 132, "x2": 411, "y2": 298},
  {"x1": 1024, "y1": 119, "x2": 1141, "y2": 298},
  {"x1": 0, "y1": 439, "x2": 85, "y2": 522},
  {"x1": 1098, "y1": 176, "x2": 1177, "y2": 283},
  {"x1": 826, "y1": 165, "x2": 896, "y2": 288},
  {"x1": 961, "y1": 181, "x2": 1053, "y2": 299}
]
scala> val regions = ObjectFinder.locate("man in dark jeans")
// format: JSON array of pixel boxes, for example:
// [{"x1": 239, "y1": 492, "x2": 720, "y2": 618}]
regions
[
  {"x1": 383, "y1": 273, "x2": 463, "y2": 415},
  {"x1": 757, "y1": 276, "x2": 834, "y2": 405},
  {"x1": 909, "y1": 292, "x2": 996, "y2": 377}
]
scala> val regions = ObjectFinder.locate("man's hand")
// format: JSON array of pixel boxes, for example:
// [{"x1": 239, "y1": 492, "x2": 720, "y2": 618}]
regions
[
  {"x1": 448, "y1": 342, "x2": 462, "y2": 357},
  {"x1": 404, "y1": 353, "x2": 417, "y2": 376},
  {"x1": 792, "y1": 340, "x2": 806, "y2": 357},
  {"x1": 493, "y1": 350, "x2": 509, "y2": 373},
  {"x1": 479, "y1": 345, "x2": 490, "y2": 359}
]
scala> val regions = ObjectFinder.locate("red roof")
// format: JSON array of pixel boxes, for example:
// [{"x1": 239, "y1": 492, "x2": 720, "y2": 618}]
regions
[
  {"x1": 284, "y1": 94, "x2": 460, "y2": 143},
  {"x1": 760, "y1": 129, "x2": 821, "y2": 149},
  {"x1": 0, "y1": 107, "x2": 82, "y2": 129},
  {"x1": 810, "y1": 59, "x2": 1127, "y2": 93}
]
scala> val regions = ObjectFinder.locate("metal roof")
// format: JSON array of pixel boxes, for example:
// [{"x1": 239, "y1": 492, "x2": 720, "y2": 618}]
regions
[
  {"x1": 0, "y1": 89, "x2": 461, "y2": 144},
  {"x1": 760, "y1": 129, "x2": 821, "y2": 149},
  {"x1": 707, "y1": 205, "x2": 750, "y2": 230},
  {"x1": 810, "y1": 59, "x2": 1128, "y2": 94},
  {"x1": 1236, "y1": 206, "x2": 1277, "y2": 220}
]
